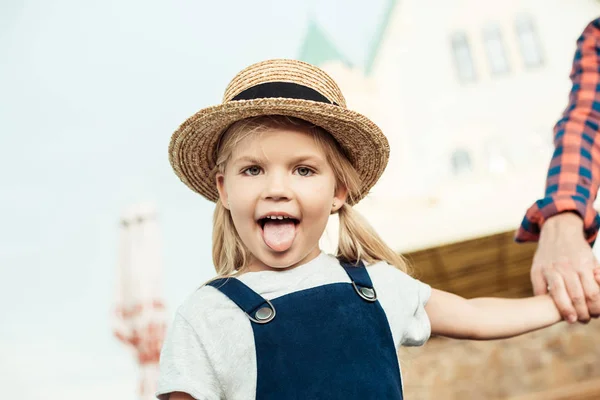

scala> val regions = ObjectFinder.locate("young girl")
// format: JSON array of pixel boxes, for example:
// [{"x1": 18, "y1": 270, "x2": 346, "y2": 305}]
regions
[{"x1": 157, "y1": 59, "x2": 600, "y2": 400}]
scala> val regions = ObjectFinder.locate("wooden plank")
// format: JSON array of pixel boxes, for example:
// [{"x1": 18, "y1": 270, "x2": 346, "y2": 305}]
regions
[{"x1": 506, "y1": 378, "x2": 600, "y2": 400}]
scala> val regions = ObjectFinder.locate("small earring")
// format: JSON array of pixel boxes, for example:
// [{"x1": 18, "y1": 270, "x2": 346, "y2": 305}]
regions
[{"x1": 332, "y1": 201, "x2": 336, "y2": 208}]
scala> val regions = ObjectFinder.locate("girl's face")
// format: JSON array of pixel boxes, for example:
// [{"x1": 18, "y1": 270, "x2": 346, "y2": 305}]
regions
[{"x1": 216, "y1": 125, "x2": 347, "y2": 272}]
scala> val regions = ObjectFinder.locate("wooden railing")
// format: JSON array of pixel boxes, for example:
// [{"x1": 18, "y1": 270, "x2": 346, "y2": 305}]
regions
[{"x1": 404, "y1": 229, "x2": 537, "y2": 299}]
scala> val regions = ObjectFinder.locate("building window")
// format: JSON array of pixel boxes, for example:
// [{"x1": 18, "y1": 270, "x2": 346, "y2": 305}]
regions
[
  {"x1": 483, "y1": 23, "x2": 510, "y2": 75},
  {"x1": 451, "y1": 148, "x2": 473, "y2": 175},
  {"x1": 515, "y1": 14, "x2": 544, "y2": 68},
  {"x1": 450, "y1": 32, "x2": 477, "y2": 83}
]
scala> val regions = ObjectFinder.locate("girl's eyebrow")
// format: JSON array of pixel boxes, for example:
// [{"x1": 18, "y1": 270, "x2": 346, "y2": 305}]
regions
[
  {"x1": 289, "y1": 154, "x2": 325, "y2": 164},
  {"x1": 232, "y1": 156, "x2": 263, "y2": 165},
  {"x1": 232, "y1": 154, "x2": 325, "y2": 164}
]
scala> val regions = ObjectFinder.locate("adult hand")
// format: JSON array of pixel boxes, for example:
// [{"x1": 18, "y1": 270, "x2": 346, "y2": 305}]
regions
[{"x1": 532, "y1": 212, "x2": 600, "y2": 323}]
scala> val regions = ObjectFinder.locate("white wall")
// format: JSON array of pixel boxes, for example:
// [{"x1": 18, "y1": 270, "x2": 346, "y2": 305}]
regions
[{"x1": 321, "y1": 1, "x2": 600, "y2": 252}]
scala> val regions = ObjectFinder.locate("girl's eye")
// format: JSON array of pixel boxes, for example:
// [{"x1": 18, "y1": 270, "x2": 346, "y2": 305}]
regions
[
  {"x1": 243, "y1": 166, "x2": 262, "y2": 176},
  {"x1": 296, "y1": 167, "x2": 314, "y2": 176}
]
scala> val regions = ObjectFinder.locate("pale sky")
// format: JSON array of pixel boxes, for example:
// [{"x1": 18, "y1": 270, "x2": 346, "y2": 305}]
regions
[{"x1": 0, "y1": 0, "x2": 387, "y2": 398}]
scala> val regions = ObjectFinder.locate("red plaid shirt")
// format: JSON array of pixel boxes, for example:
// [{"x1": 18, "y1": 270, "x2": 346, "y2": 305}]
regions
[{"x1": 516, "y1": 18, "x2": 600, "y2": 245}]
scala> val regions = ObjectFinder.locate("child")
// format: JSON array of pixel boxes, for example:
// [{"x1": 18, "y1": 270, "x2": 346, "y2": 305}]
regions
[{"x1": 157, "y1": 59, "x2": 600, "y2": 400}]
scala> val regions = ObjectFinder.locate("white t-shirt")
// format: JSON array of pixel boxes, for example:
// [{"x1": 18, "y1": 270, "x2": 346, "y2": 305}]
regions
[{"x1": 156, "y1": 252, "x2": 431, "y2": 400}]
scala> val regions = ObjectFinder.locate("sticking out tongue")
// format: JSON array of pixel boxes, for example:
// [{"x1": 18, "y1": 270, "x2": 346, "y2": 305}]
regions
[{"x1": 262, "y1": 219, "x2": 296, "y2": 252}]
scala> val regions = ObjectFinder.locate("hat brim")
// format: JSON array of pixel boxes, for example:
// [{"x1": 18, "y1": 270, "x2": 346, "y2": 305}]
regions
[{"x1": 169, "y1": 97, "x2": 389, "y2": 205}]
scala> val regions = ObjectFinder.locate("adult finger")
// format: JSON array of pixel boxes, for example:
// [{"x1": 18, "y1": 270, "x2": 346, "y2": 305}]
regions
[
  {"x1": 560, "y1": 267, "x2": 590, "y2": 323},
  {"x1": 545, "y1": 271, "x2": 577, "y2": 323},
  {"x1": 580, "y1": 267, "x2": 600, "y2": 317},
  {"x1": 531, "y1": 265, "x2": 549, "y2": 296}
]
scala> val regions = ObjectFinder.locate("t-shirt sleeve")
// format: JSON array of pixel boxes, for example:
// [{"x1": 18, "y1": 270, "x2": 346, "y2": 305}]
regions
[
  {"x1": 401, "y1": 275, "x2": 432, "y2": 347},
  {"x1": 156, "y1": 310, "x2": 223, "y2": 400},
  {"x1": 369, "y1": 261, "x2": 432, "y2": 347}
]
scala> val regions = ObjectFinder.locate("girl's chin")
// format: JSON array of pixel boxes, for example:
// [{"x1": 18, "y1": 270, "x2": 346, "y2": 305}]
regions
[
  {"x1": 261, "y1": 249, "x2": 297, "y2": 266},
  {"x1": 247, "y1": 247, "x2": 305, "y2": 271}
]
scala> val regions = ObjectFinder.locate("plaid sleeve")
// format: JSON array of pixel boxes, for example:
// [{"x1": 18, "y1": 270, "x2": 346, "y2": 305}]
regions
[{"x1": 515, "y1": 18, "x2": 600, "y2": 245}]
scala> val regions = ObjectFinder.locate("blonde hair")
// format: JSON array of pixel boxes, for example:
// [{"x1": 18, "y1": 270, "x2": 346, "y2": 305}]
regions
[{"x1": 211, "y1": 115, "x2": 408, "y2": 276}]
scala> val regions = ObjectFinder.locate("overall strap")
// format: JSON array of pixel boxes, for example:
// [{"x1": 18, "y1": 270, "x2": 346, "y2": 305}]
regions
[
  {"x1": 208, "y1": 278, "x2": 276, "y2": 324},
  {"x1": 340, "y1": 260, "x2": 373, "y2": 287},
  {"x1": 339, "y1": 260, "x2": 378, "y2": 302}
]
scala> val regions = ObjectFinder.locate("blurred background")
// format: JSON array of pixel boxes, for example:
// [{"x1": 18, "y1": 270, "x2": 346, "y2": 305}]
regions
[{"x1": 2, "y1": 0, "x2": 600, "y2": 399}]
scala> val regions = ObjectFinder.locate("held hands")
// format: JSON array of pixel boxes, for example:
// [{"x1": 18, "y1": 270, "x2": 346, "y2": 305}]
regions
[{"x1": 532, "y1": 213, "x2": 600, "y2": 323}]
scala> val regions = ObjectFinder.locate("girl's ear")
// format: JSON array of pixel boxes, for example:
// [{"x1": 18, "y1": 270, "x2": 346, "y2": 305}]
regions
[
  {"x1": 332, "y1": 185, "x2": 348, "y2": 213},
  {"x1": 216, "y1": 173, "x2": 230, "y2": 210}
]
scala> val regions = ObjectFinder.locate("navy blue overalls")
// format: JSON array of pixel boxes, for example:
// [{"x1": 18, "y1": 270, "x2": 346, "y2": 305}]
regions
[{"x1": 208, "y1": 259, "x2": 403, "y2": 399}]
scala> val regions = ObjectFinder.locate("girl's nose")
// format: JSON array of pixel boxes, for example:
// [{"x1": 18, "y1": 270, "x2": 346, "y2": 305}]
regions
[{"x1": 263, "y1": 172, "x2": 292, "y2": 201}]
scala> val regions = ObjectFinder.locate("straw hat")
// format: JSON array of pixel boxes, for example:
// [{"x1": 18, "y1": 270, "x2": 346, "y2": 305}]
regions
[{"x1": 168, "y1": 59, "x2": 389, "y2": 205}]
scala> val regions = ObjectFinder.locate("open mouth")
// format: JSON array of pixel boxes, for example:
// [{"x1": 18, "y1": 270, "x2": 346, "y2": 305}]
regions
[
  {"x1": 257, "y1": 215, "x2": 300, "y2": 229},
  {"x1": 257, "y1": 215, "x2": 300, "y2": 252}
]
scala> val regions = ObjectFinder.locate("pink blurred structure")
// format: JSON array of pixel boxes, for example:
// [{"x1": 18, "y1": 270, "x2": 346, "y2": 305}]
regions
[{"x1": 113, "y1": 202, "x2": 167, "y2": 400}]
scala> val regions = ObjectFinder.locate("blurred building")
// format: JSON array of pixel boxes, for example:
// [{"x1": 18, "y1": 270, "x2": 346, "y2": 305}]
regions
[{"x1": 304, "y1": 1, "x2": 600, "y2": 398}]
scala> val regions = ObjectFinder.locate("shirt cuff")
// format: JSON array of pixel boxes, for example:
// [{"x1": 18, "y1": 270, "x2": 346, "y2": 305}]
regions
[{"x1": 514, "y1": 194, "x2": 600, "y2": 245}]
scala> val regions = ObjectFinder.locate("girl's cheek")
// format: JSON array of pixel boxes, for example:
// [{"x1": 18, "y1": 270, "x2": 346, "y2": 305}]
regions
[
  {"x1": 232, "y1": 176, "x2": 259, "y2": 192},
  {"x1": 298, "y1": 175, "x2": 332, "y2": 190}
]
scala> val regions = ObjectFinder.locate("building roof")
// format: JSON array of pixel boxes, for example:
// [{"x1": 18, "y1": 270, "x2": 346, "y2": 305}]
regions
[
  {"x1": 298, "y1": 0, "x2": 398, "y2": 75},
  {"x1": 298, "y1": 19, "x2": 351, "y2": 67},
  {"x1": 364, "y1": 0, "x2": 397, "y2": 75}
]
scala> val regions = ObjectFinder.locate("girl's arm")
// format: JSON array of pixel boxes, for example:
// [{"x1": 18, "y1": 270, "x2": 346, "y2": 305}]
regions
[
  {"x1": 425, "y1": 289, "x2": 560, "y2": 340},
  {"x1": 425, "y1": 268, "x2": 600, "y2": 340}
]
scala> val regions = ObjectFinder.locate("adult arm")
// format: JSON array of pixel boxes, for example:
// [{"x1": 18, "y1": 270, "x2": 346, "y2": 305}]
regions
[{"x1": 515, "y1": 19, "x2": 600, "y2": 322}]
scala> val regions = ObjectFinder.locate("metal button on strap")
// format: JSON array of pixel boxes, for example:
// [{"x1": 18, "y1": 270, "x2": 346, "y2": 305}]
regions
[
  {"x1": 360, "y1": 287, "x2": 375, "y2": 300},
  {"x1": 255, "y1": 307, "x2": 273, "y2": 321},
  {"x1": 247, "y1": 298, "x2": 277, "y2": 324},
  {"x1": 352, "y1": 281, "x2": 377, "y2": 302}
]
